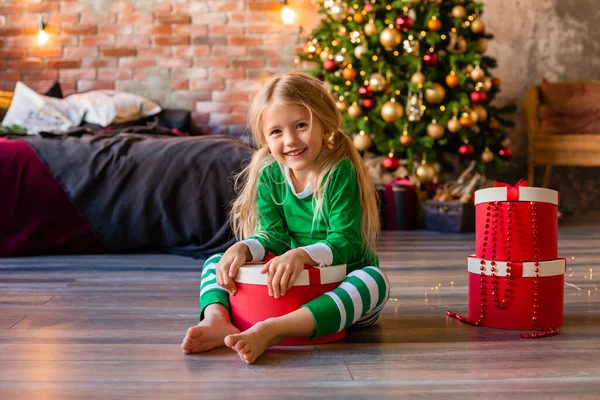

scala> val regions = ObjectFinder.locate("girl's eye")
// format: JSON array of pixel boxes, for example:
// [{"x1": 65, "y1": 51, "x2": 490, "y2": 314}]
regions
[
  {"x1": 270, "y1": 129, "x2": 281, "y2": 135},
  {"x1": 297, "y1": 122, "x2": 308, "y2": 129}
]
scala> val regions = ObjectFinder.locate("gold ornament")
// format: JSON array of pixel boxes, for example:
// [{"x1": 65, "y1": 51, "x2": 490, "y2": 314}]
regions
[
  {"x1": 489, "y1": 118, "x2": 500, "y2": 129},
  {"x1": 446, "y1": 32, "x2": 466, "y2": 54},
  {"x1": 369, "y1": 73, "x2": 387, "y2": 92},
  {"x1": 427, "y1": 120, "x2": 445, "y2": 139},
  {"x1": 338, "y1": 26, "x2": 347, "y2": 36},
  {"x1": 400, "y1": 129, "x2": 413, "y2": 146},
  {"x1": 425, "y1": 83, "x2": 445, "y2": 104},
  {"x1": 416, "y1": 159, "x2": 436, "y2": 183},
  {"x1": 451, "y1": 5, "x2": 466, "y2": 19},
  {"x1": 482, "y1": 77, "x2": 493, "y2": 92},
  {"x1": 381, "y1": 99, "x2": 403, "y2": 123},
  {"x1": 380, "y1": 27, "x2": 401, "y2": 49},
  {"x1": 348, "y1": 103, "x2": 362, "y2": 118},
  {"x1": 470, "y1": 18, "x2": 485, "y2": 34},
  {"x1": 319, "y1": 50, "x2": 330, "y2": 62},
  {"x1": 447, "y1": 117, "x2": 462, "y2": 133},
  {"x1": 353, "y1": 132, "x2": 372, "y2": 151},
  {"x1": 343, "y1": 66, "x2": 357, "y2": 80},
  {"x1": 478, "y1": 38, "x2": 487, "y2": 53},
  {"x1": 402, "y1": 35, "x2": 420, "y2": 55},
  {"x1": 335, "y1": 99, "x2": 347, "y2": 112},
  {"x1": 406, "y1": 92, "x2": 424, "y2": 122},
  {"x1": 459, "y1": 112, "x2": 474, "y2": 127},
  {"x1": 470, "y1": 108, "x2": 479, "y2": 124},
  {"x1": 481, "y1": 148, "x2": 495, "y2": 163},
  {"x1": 364, "y1": 21, "x2": 378, "y2": 36},
  {"x1": 446, "y1": 71, "x2": 459, "y2": 88},
  {"x1": 474, "y1": 105, "x2": 488, "y2": 121},
  {"x1": 353, "y1": 11, "x2": 364, "y2": 23},
  {"x1": 354, "y1": 45, "x2": 367, "y2": 59},
  {"x1": 410, "y1": 71, "x2": 426, "y2": 86},
  {"x1": 471, "y1": 66, "x2": 485, "y2": 82},
  {"x1": 427, "y1": 17, "x2": 442, "y2": 31}
]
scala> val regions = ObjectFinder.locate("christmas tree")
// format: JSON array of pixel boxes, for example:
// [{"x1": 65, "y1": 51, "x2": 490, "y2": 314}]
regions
[{"x1": 299, "y1": 0, "x2": 515, "y2": 180}]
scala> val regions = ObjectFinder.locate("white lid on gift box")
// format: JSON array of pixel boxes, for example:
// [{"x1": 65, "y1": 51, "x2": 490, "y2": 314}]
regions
[
  {"x1": 474, "y1": 186, "x2": 559, "y2": 205},
  {"x1": 234, "y1": 264, "x2": 347, "y2": 286},
  {"x1": 467, "y1": 256, "x2": 566, "y2": 277}
]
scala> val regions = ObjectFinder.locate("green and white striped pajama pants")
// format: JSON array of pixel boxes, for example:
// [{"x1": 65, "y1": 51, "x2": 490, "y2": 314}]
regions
[{"x1": 199, "y1": 253, "x2": 391, "y2": 338}]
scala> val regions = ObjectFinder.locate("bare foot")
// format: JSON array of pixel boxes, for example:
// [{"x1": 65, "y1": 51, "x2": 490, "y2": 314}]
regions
[
  {"x1": 224, "y1": 320, "x2": 282, "y2": 364},
  {"x1": 181, "y1": 307, "x2": 239, "y2": 354}
]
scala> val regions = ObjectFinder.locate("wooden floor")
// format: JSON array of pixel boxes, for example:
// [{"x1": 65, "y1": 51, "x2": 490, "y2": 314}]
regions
[{"x1": 1, "y1": 222, "x2": 600, "y2": 399}]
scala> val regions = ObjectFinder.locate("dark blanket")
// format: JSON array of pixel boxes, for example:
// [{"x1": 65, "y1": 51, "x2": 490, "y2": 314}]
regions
[{"x1": 5, "y1": 133, "x2": 252, "y2": 258}]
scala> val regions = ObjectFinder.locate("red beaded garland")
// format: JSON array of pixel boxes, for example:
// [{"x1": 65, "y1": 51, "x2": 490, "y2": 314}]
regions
[{"x1": 448, "y1": 199, "x2": 560, "y2": 339}]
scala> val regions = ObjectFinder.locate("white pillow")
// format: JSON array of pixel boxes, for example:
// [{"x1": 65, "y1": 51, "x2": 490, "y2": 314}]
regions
[
  {"x1": 66, "y1": 91, "x2": 161, "y2": 127},
  {"x1": 1, "y1": 82, "x2": 84, "y2": 134}
]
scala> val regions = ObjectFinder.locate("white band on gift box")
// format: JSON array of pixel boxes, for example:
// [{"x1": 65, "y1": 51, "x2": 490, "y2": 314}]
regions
[
  {"x1": 474, "y1": 187, "x2": 559, "y2": 205},
  {"x1": 234, "y1": 264, "x2": 347, "y2": 286},
  {"x1": 467, "y1": 257, "x2": 566, "y2": 277}
]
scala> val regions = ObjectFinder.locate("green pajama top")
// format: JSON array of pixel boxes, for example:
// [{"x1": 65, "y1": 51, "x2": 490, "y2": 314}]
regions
[{"x1": 243, "y1": 159, "x2": 379, "y2": 272}]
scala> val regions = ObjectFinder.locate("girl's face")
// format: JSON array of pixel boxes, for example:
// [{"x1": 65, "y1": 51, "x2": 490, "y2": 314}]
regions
[{"x1": 261, "y1": 102, "x2": 325, "y2": 178}]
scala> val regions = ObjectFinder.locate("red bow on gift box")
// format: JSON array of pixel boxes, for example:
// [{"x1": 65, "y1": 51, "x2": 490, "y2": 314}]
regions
[{"x1": 494, "y1": 178, "x2": 528, "y2": 201}]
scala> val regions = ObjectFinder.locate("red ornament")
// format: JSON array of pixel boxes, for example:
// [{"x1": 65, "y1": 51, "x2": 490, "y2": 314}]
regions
[
  {"x1": 458, "y1": 143, "x2": 474, "y2": 157},
  {"x1": 423, "y1": 51, "x2": 438, "y2": 66},
  {"x1": 323, "y1": 59, "x2": 338, "y2": 72},
  {"x1": 361, "y1": 97, "x2": 376, "y2": 109},
  {"x1": 395, "y1": 15, "x2": 413, "y2": 31},
  {"x1": 499, "y1": 147, "x2": 512, "y2": 160},
  {"x1": 382, "y1": 156, "x2": 400, "y2": 172},
  {"x1": 358, "y1": 85, "x2": 373, "y2": 98},
  {"x1": 470, "y1": 90, "x2": 488, "y2": 104},
  {"x1": 364, "y1": 3, "x2": 373, "y2": 12}
]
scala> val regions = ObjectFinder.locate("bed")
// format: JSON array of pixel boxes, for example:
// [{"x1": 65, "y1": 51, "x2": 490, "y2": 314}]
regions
[{"x1": 0, "y1": 129, "x2": 252, "y2": 258}]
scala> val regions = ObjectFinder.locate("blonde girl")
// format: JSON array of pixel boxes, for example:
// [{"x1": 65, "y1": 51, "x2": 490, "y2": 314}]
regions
[{"x1": 182, "y1": 72, "x2": 390, "y2": 364}]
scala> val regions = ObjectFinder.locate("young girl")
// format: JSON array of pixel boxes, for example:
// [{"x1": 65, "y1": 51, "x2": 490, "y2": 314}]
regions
[{"x1": 181, "y1": 72, "x2": 390, "y2": 364}]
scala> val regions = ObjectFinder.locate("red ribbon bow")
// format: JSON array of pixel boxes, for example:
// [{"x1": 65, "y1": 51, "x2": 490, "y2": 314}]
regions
[{"x1": 494, "y1": 179, "x2": 528, "y2": 201}]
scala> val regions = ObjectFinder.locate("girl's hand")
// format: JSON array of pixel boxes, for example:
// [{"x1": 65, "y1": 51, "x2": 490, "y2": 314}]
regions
[
  {"x1": 260, "y1": 249, "x2": 315, "y2": 298},
  {"x1": 215, "y1": 242, "x2": 252, "y2": 295}
]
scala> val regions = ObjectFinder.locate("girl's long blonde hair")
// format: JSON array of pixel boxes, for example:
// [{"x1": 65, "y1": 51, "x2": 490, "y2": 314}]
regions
[{"x1": 231, "y1": 72, "x2": 380, "y2": 256}]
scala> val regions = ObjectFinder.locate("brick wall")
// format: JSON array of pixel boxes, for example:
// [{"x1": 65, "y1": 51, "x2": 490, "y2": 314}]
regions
[{"x1": 0, "y1": 0, "x2": 318, "y2": 135}]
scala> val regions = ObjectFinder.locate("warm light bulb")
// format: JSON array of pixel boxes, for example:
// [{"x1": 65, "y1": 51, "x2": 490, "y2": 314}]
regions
[
  {"x1": 38, "y1": 25, "x2": 49, "y2": 45},
  {"x1": 281, "y1": 5, "x2": 296, "y2": 25}
]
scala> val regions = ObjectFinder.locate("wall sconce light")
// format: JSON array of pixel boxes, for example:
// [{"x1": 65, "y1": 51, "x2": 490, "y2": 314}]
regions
[
  {"x1": 38, "y1": 21, "x2": 49, "y2": 45},
  {"x1": 281, "y1": 0, "x2": 296, "y2": 25}
]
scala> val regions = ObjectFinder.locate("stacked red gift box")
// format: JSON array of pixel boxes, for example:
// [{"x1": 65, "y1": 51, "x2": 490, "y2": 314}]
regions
[{"x1": 449, "y1": 180, "x2": 565, "y2": 338}]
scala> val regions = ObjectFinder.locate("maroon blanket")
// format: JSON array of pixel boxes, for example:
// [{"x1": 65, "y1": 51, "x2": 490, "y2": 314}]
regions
[{"x1": 0, "y1": 138, "x2": 106, "y2": 256}]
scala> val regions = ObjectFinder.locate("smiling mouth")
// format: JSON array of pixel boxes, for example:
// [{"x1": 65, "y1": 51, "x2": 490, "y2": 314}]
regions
[{"x1": 285, "y1": 148, "x2": 307, "y2": 156}]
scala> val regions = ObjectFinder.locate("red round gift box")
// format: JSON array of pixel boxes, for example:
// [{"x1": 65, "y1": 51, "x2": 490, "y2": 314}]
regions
[
  {"x1": 230, "y1": 264, "x2": 347, "y2": 346},
  {"x1": 467, "y1": 256, "x2": 565, "y2": 329},
  {"x1": 474, "y1": 186, "x2": 559, "y2": 261}
]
